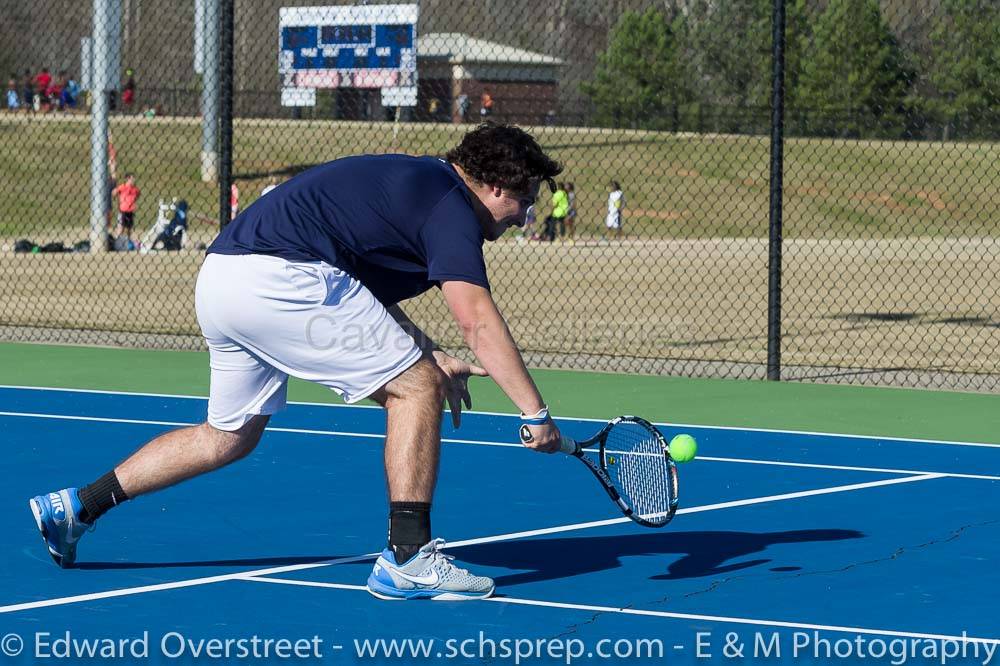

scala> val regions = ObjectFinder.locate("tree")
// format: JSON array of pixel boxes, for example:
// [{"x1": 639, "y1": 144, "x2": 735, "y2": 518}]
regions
[
  {"x1": 924, "y1": 0, "x2": 1000, "y2": 139},
  {"x1": 683, "y1": 0, "x2": 810, "y2": 132},
  {"x1": 796, "y1": 0, "x2": 915, "y2": 138},
  {"x1": 580, "y1": 7, "x2": 692, "y2": 130}
]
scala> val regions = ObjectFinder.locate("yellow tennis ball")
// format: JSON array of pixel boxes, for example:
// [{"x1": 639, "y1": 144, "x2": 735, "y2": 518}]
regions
[{"x1": 669, "y1": 434, "x2": 697, "y2": 463}]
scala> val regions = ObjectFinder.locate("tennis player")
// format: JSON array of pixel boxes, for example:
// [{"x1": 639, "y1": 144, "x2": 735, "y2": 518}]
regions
[{"x1": 29, "y1": 123, "x2": 564, "y2": 601}]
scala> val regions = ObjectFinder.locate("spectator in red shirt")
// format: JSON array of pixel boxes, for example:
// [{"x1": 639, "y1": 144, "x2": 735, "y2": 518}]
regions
[
  {"x1": 112, "y1": 173, "x2": 141, "y2": 241},
  {"x1": 122, "y1": 68, "x2": 136, "y2": 109},
  {"x1": 34, "y1": 68, "x2": 52, "y2": 111},
  {"x1": 47, "y1": 73, "x2": 64, "y2": 111},
  {"x1": 479, "y1": 90, "x2": 493, "y2": 118}
]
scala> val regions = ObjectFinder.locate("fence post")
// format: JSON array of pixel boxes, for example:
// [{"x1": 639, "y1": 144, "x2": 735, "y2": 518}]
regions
[
  {"x1": 199, "y1": 0, "x2": 219, "y2": 182},
  {"x1": 88, "y1": 0, "x2": 115, "y2": 253},
  {"x1": 767, "y1": 0, "x2": 786, "y2": 380},
  {"x1": 218, "y1": 0, "x2": 234, "y2": 227}
]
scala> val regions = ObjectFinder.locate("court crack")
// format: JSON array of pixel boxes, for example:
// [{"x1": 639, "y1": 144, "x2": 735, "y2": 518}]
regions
[
  {"x1": 545, "y1": 606, "x2": 636, "y2": 645},
  {"x1": 663, "y1": 519, "x2": 999, "y2": 604},
  {"x1": 476, "y1": 611, "x2": 618, "y2": 664},
  {"x1": 776, "y1": 519, "x2": 1000, "y2": 582},
  {"x1": 479, "y1": 518, "x2": 998, "y2": 659}
]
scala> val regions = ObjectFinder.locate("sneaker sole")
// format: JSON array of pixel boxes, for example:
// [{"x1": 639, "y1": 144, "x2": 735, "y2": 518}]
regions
[
  {"x1": 28, "y1": 498, "x2": 71, "y2": 568},
  {"x1": 366, "y1": 580, "x2": 494, "y2": 601}
]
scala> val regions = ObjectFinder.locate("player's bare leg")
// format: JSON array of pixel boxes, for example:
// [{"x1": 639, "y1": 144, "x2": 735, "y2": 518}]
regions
[
  {"x1": 369, "y1": 357, "x2": 446, "y2": 502},
  {"x1": 366, "y1": 357, "x2": 494, "y2": 599},
  {"x1": 28, "y1": 414, "x2": 269, "y2": 567},
  {"x1": 116, "y1": 415, "x2": 270, "y2": 497}
]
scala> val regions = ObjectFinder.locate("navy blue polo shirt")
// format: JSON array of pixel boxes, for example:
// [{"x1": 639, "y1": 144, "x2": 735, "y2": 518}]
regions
[{"x1": 208, "y1": 155, "x2": 489, "y2": 306}]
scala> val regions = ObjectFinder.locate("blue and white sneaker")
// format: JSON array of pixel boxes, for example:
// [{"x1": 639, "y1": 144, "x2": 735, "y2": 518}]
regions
[
  {"x1": 367, "y1": 538, "x2": 495, "y2": 601},
  {"x1": 28, "y1": 489, "x2": 92, "y2": 568}
]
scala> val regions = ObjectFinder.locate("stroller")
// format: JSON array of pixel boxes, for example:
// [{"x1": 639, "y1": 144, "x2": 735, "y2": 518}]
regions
[{"x1": 139, "y1": 198, "x2": 188, "y2": 253}]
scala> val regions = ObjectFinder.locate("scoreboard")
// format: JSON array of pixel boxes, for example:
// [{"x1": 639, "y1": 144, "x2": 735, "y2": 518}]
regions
[{"x1": 279, "y1": 4, "x2": 418, "y2": 104}]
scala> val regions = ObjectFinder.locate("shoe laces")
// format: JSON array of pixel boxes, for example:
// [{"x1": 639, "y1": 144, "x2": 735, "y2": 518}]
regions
[{"x1": 426, "y1": 538, "x2": 470, "y2": 576}]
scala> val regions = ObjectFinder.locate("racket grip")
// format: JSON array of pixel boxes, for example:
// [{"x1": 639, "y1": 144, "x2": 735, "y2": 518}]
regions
[
  {"x1": 519, "y1": 425, "x2": 578, "y2": 455},
  {"x1": 559, "y1": 437, "x2": 579, "y2": 455}
]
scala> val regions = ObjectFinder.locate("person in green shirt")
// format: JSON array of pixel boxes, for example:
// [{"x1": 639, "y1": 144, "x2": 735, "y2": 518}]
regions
[{"x1": 547, "y1": 182, "x2": 569, "y2": 241}]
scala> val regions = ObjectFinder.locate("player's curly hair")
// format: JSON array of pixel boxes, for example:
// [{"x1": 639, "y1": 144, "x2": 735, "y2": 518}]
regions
[{"x1": 446, "y1": 122, "x2": 562, "y2": 194}]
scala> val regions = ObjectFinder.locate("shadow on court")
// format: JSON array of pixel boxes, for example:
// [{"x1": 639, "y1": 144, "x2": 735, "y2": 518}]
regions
[{"x1": 452, "y1": 529, "x2": 864, "y2": 586}]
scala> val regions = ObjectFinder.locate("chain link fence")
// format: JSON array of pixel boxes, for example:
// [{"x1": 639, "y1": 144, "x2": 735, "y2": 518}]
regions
[{"x1": 1, "y1": 0, "x2": 998, "y2": 390}]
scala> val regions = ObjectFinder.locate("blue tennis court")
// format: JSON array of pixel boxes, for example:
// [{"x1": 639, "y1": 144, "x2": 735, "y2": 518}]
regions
[{"x1": 2, "y1": 385, "x2": 999, "y2": 664}]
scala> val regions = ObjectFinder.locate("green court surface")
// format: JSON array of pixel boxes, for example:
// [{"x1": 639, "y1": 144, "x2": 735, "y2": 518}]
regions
[{"x1": 3, "y1": 342, "x2": 1000, "y2": 443}]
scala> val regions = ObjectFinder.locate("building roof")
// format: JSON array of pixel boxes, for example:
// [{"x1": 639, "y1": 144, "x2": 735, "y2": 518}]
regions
[{"x1": 417, "y1": 33, "x2": 562, "y2": 66}]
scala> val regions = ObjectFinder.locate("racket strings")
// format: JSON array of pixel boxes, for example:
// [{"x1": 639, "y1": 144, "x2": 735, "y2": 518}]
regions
[{"x1": 605, "y1": 423, "x2": 676, "y2": 523}]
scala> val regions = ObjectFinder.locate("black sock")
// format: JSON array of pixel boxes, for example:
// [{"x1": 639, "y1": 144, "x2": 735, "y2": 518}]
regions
[
  {"x1": 77, "y1": 471, "x2": 129, "y2": 524},
  {"x1": 388, "y1": 501, "x2": 431, "y2": 564}
]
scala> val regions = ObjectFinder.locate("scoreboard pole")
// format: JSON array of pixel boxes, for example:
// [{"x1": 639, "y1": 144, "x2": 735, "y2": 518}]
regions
[
  {"x1": 199, "y1": 0, "x2": 219, "y2": 182},
  {"x1": 88, "y1": 0, "x2": 115, "y2": 253},
  {"x1": 392, "y1": 105, "x2": 401, "y2": 149}
]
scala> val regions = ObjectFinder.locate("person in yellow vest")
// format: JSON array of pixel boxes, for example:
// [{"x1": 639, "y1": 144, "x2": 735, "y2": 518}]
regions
[{"x1": 547, "y1": 182, "x2": 569, "y2": 242}]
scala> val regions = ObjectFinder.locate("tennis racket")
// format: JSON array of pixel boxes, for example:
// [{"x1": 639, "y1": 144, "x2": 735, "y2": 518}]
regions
[{"x1": 520, "y1": 416, "x2": 679, "y2": 528}]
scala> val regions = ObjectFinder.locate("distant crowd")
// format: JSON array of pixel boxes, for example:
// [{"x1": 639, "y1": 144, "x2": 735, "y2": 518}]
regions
[
  {"x1": 7, "y1": 68, "x2": 80, "y2": 113},
  {"x1": 6, "y1": 67, "x2": 137, "y2": 114}
]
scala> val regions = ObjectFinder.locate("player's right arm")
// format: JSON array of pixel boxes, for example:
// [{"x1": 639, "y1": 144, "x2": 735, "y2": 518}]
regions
[{"x1": 441, "y1": 280, "x2": 561, "y2": 453}]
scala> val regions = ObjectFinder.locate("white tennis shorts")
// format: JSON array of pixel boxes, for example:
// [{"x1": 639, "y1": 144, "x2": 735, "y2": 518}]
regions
[
  {"x1": 605, "y1": 212, "x2": 622, "y2": 229},
  {"x1": 195, "y1": 253, "x2": 423, "y2": 431}
]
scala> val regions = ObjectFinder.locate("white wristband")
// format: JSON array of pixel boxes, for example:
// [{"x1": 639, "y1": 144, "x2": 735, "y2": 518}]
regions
[{"x1": 520, "y1": 405, "x2": 550, "y2": 425}]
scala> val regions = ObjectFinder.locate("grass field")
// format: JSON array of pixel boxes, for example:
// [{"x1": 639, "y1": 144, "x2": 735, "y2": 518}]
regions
[
  {"x1": 1, "y1": 114, "x2": 997, "y2": 240},
  {"x1": 3, "y1": 235, "x2": 999, "y2": 378},
  {"x1": 1, "y1": 114, "x2": 998, "y2": 384}
]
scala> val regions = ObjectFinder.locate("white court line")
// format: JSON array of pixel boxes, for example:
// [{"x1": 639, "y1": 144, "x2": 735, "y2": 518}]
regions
[
  {"x1": 699, "y1": 455, "x2": 1000, "y2": 482},
  {"x1": 442, "y1": 474, "x2": 943, "y2": 546},
  {"x1": 0, "y1": 553, "x2": 380, "y2": 615},
  {"x1": 3, "y1": 383, "x2": 1000, "y2": 449},
  {"x1": 243, "y1": 576, "x2": 1000, "y2": 647},
  {"x1": 246, "y1": 577, "x2": 367, "y2": 591},
  {"x1": 0, "y1": 410, "x2": 476, "y2": 445},
  {"x1": 0, "y1": 474, "x2": 939, "y2": 615},
  {"x1": 0, "y1": 411, "x2": 194, "y2": 429},
  {"x1": 0, "y1": 384, "x2": 213, "y2": 402},
  {"x1": 1, "y1": 410, "x2": 993, "y2": 482},
  {"x1": 0, "y1": 411, "x2": 388, "y2": 441}
]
